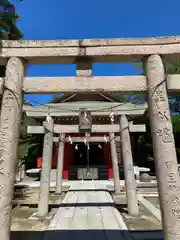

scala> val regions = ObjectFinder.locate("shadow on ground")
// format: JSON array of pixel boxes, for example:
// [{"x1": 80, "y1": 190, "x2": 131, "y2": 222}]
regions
[
  {"x1": 68, "y1": 189, "x2": 110, "y2": 192},
  {"x1": 11, "y1": 229, "x2": 164, "y2": 240},
  {"x1": 12, "y1": 202, "x2": 128, "y2": 214},
  {"x1": 13, "y1": 185, "x2": 29, "y2": 201}
]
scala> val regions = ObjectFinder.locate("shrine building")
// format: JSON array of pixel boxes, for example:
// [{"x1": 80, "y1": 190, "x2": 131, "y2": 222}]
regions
[{"x1": 24, "y1": 93, "x2": 147, "y2": 181}]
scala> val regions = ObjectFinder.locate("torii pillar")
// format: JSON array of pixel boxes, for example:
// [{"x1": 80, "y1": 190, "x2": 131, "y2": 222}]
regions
[
  {"x1": 0, "y1": 57, "x2": 25, "y2": 240},
  {"x1": 38, "y1": 117, "x2": 54, "y2": 217},
  {"x1": 146, "y1": 54, "x2": 180, "y2": 240},
  {"x1": 55, "y1": 133, "x2": 65, "y2": 194},
  {"x1": 120, "y1": 115, "x2": 139, "y2": 216},
  {"x1": 109, "y1": 132, "x2": 121, "y2": 194}
]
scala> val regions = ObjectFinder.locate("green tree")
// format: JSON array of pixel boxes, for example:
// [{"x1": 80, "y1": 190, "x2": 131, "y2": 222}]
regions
[
  {"x1": 18, "y1": 111, "x2": 43, "y2": 172},
  {"x1": 0, "y1": 0, "x2": 23, "y2": 78},
  {"x1": 135, "y1": 60, "x2": 180, "y2": 75},
  {"x1": 132, "y1": 60, "x2": 180, "y2": 106},
  {"x1": 0, "y1": 1, "x2": 38, "y2": 172},
  {"x1": 0, "y1": 0, "x2": 23, "y2": 40},
  {"x1": 112, "y1": 63, "x2": 146, "y2": 104}
]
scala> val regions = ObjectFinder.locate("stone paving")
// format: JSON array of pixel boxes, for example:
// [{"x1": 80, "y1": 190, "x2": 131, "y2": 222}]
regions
[
  {"x1": 43, "y1": 182, "x2": 133, "y2": 240},
  {"x1": 11, "y1": 180, "x2": 163, "y2": 240},
  {"x1": 47, "y1": 181, "x2": 127, "y2": 230}
]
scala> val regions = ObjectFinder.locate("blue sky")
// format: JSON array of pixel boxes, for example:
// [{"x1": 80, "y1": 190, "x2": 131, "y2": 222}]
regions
[{"x1": 12, "y1": 0, "x2": 180, "y2": 105}]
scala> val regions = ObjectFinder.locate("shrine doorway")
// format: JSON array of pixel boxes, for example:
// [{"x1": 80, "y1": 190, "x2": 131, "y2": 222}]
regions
[
  {"x1": 69, "y1": 142, "x2": 108, "y2": 180},
  {"x1": 72, "y1": 142, "x2": 104, "y2": 166}
]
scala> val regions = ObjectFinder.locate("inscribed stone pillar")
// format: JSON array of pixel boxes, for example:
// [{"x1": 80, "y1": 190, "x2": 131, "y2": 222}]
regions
[
  {"x1": 120, "y1": 115, "x2": 139, "y2": 216},
  {"x1": 38, "y1": 117, "x2": 54, "y2": 217},
  {"x1": 109, "y1": 133, "x2": 121, "y2": 194},
  {"x1": 0, "y1": 57, "x2": 25, "y2": 240},
  {"x1": 146, "y1": 54, "x2": 180, "y2": 240},
  {"x1": 55, "y1": 133, "x2": 65, "y2": 194}
]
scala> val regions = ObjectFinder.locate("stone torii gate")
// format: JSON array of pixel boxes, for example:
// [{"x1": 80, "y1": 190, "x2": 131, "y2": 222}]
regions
[{"x1": 0, "y1": 37, "x2": 180, "y2": 240}]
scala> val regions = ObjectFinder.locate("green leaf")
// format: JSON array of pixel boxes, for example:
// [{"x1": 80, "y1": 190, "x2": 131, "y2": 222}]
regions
[{"x1": 0, "y1": 0, "x2": 23, "y2": 40}]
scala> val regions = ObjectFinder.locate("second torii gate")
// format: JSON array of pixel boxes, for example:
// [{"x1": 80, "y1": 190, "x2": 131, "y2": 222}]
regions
[{"x1": 26, "y1": 117, "x2": 146, "y2": 217}]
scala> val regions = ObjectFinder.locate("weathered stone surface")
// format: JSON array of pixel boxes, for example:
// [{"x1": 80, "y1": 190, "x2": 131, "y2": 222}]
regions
[
  {"x1": 140, "y1": 173, "x2": 152, "y2": 182},
  {"x1": 109, "y1": 133, "x2": 121, "y2": 194},
  {"x1": 146, "y1": 54, "x2": 180, "y2": 240},
  {"x1": 0, "y1": 57, "x2": 25, "y2": 240},
  {"x1": 22, "y1": 75, "x2": 180, "y2": 94},
  {"x1": 2, "y1": 36, "x2": 180, "y2": 64},
  {"x1": 55, "y1": 133, "x2": 65, "y2": 194},
  {"x1": 38, "y1": 117, "x2": 54, "y2": 217},
  {"x1": 120, "y1": 115, "x2": 139, "y2": 216},
  {"x1": 1, "y1": 36, "x2": 180, "y2": 48},
  {"x1": 2, "y1": 36, "x2": 180, "y2": 48}
]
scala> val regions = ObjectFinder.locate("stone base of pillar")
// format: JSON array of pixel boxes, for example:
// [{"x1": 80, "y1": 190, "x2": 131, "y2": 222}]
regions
[
  {"x1": 108, "y1": 178, "x2": 114, "y2": 181},
  {"x1": 123, "y1": 214, "x2": 141, "y2": 220},
  {"x1": 53, "y1": 192, "x2": 64, "y2": 196},
  {"x1": 15, "y1": 169, "x2": 21, "y2": 182},
  {"x1": 29, "y1": 212, "x2": 52, "y2": 220}
]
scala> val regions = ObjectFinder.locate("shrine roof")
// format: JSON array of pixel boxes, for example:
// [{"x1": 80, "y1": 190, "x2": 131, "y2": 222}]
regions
[
  {"x1": 23, "y1": 102, "x2": 147, "y2": 117},
  {"x1": 51, "y1": 93, "x2": 124, "y2": 103},
  {"x1": 43, "y1": 101, "x2": 146, "y2": 111}
]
